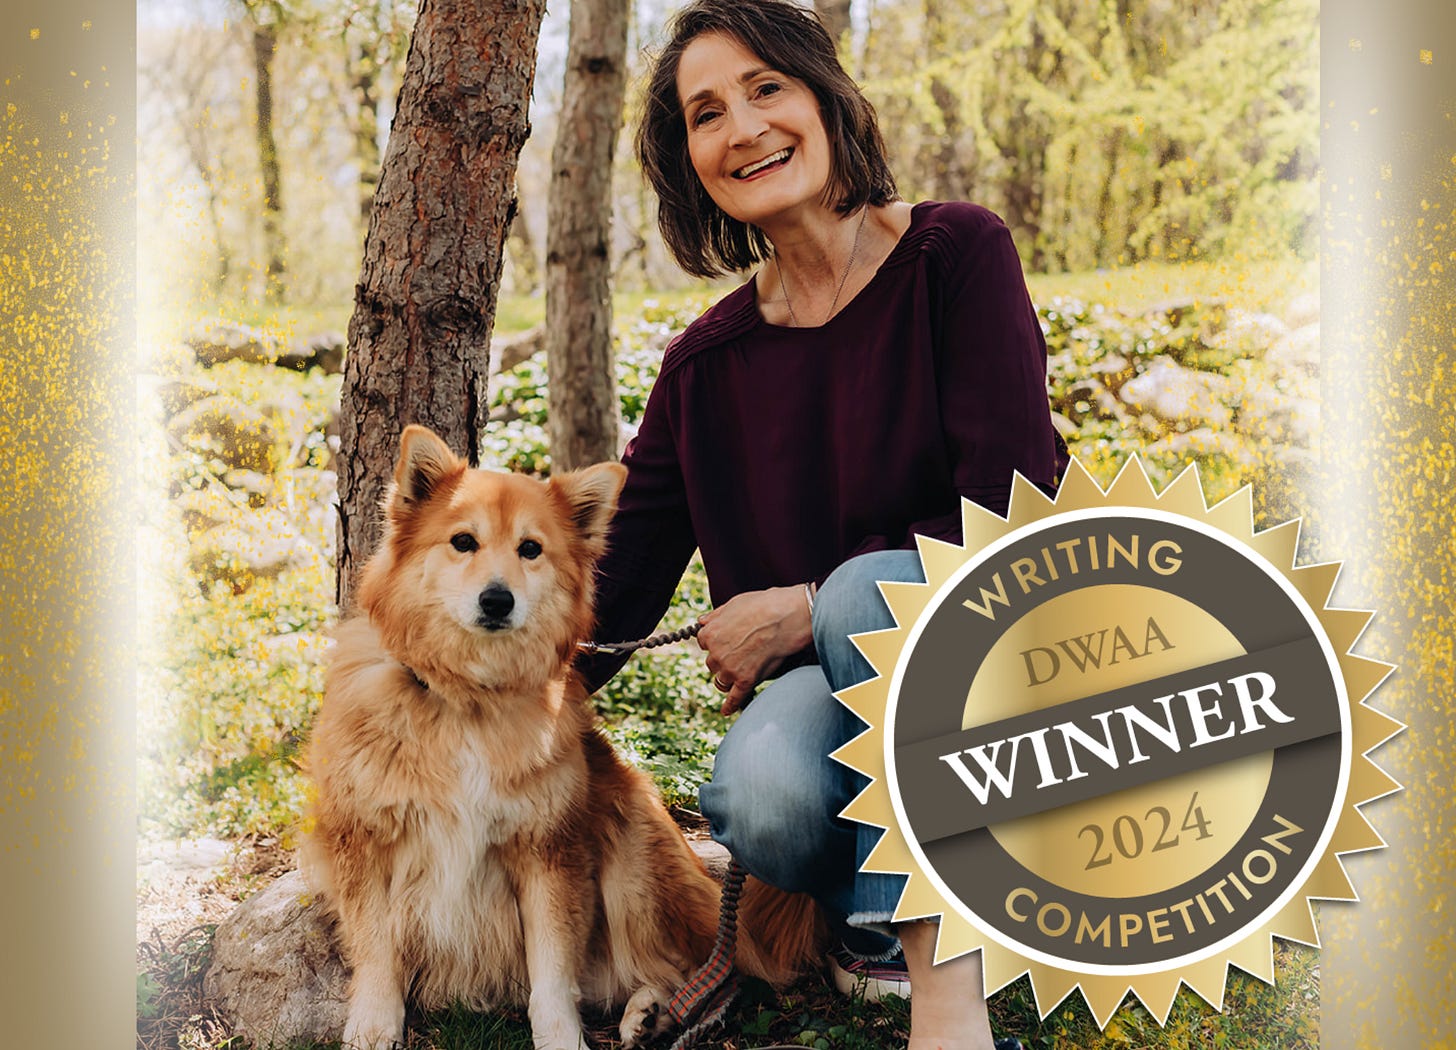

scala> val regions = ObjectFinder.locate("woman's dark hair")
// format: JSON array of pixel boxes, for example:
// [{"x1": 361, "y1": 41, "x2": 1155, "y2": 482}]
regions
[{"x1": 636, "y1": 0, "x2": 898, "y2": 278}]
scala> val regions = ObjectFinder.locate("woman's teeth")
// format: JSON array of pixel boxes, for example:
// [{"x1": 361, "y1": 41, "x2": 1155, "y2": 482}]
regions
[{"x1": 734, "y1": 148, "x2": 792, "y2": 179}]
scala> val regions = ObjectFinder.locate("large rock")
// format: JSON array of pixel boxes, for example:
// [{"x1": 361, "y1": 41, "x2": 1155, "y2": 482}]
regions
[
  {"x1": 276, "y1": 331, "x2": 346, "y2": 374},
  {"x1": 1142, "y1": 427, "x2": 1253, "y2": 467},
  {"x1": 205, "y1": 870, "x2": 350, "y2": 1048},
  {"x1": 168, "y1": 395, "x2": 282, "y2": 474},
  {"x1": 1266, "y1": 322, "x2": 1320, "y2": 378},
  {"x1": 1238, "y1": 387, "x2": 1320, "y2": 450},
  {"x1": 1119, "y1": 358, "x2": 1238, "y2": 430},
  {"x1": 188, "y1": 320, "x2": 283, "y2": 367}
]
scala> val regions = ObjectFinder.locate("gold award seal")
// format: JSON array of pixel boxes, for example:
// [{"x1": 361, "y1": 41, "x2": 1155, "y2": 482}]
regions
[{"x1": 834, "y1": 458, "x2": 1402, "y2": 1026}]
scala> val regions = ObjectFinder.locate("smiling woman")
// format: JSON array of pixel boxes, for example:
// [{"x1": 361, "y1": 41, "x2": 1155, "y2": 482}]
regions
[{"x1": 578, "y1": 2, "x2": 1065, "y2": 1048}]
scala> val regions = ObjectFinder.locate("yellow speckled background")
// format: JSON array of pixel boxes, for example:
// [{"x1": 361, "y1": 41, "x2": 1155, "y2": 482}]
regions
[
  {"x1": 0, "y1": 0, "x2": 135, "y2": 1045},
  {"x1": 0, "y1": 0, "x2": 1451, "y2": 1046},
  {"x1": 1319, "y1": 2, "x2": 1456, "y2": 1048}
]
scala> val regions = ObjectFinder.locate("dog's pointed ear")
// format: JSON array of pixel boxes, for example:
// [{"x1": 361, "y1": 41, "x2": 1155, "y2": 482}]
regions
[
  {"x1": 549, "y1": 462, "x2": 628, "y2": 552},
  {"x1": 395, "y1": 425, "x2": 464, "y2": 505}
]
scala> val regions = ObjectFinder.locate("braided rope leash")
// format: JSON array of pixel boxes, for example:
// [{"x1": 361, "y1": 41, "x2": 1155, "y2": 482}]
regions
[
  {"x1": 577, "y1": 621, "x2": 701, "y2": 656},
  {"x1": 666, "y1": 859, "x2": 746, "y2": 1050},
  {"x1": 578, "y1": 620, "x2": 745, "y2": 1047}
]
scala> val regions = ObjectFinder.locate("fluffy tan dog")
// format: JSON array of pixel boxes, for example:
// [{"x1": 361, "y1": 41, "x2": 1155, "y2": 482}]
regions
[{"x1": 301, "y1": 425, "x2": 816, "y2": 1050}]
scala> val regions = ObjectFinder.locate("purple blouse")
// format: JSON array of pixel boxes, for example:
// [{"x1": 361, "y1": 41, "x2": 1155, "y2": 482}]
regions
[{"x1": 580, "y1": 201, "x2": 1065, "y2": 691}]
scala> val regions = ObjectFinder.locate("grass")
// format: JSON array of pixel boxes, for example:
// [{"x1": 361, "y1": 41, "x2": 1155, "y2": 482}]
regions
[
  {"x1": 1024, "y1": 255, "x2": 1317, "y2": 316},
  {"x1": 141, "y1": 933, "x2": 1319, "y2": 1050},
  {"x1": 150, "y1": 257, "x2": 1314, "y2": 348}
]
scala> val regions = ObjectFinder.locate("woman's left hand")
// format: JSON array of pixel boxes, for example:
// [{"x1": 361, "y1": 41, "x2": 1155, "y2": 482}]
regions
[{"x1": 698, "y1": 586, "x2": 813, "y2": 714}]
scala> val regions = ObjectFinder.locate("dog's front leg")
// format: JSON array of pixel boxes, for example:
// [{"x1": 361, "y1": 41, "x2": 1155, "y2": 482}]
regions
[
  {"x1": 515, "y1": 852, "x2": 590, "y2": 1050},
  {"x1": 333, "y1": 844, "x2": 408, "y2": 1050},
  {"x1": 342, "y1": 956, "x2": 406, "y2": 1050}
]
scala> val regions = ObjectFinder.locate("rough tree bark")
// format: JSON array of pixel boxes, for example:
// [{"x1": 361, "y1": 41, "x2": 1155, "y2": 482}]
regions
[
  {"x1": 336, "y1": 0, "x2": 547, "y2": 608},
  {"x1": 544, "y1": 0, "x2": 628, "y2": 470}
]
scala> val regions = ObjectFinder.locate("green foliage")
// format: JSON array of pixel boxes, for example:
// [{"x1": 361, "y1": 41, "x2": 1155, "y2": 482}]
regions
[{"x1": 860, "y1": 0, "x2": 1318, "y2": 272}]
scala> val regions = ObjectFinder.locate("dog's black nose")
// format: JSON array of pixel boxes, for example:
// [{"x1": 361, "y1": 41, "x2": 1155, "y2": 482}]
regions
[{"x1": 477, "y1": 584, "x2": 515, "y2": 625}]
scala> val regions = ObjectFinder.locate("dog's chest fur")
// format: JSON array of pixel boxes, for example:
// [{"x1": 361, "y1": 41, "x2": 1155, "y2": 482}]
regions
[{"x1": 391, "y1": 722, "x2": 582, "y2": 1006}]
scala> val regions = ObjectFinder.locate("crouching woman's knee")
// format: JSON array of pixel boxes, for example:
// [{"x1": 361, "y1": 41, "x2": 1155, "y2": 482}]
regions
[
  {"x1": 697, "y1": 671, "x2": 849, "y2": 894},
  {"x1": 812, "y1": 550, "x2": 924, "y2": 687}
]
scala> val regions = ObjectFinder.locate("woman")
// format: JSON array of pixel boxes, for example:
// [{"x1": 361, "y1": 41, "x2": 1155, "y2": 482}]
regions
[{"x1": 579, "y1": 1, "x2": 1064, "y2": 1047}]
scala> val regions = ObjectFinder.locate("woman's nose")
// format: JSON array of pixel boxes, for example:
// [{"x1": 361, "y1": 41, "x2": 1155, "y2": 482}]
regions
[{"x1": 725, "y1": 103, "x2": 768, "y2": 147}]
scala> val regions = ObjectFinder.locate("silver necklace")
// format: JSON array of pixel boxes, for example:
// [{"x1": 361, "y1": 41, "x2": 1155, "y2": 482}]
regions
[{"x1": 776, "y1": 208, "x2": 869, "y2": 328}]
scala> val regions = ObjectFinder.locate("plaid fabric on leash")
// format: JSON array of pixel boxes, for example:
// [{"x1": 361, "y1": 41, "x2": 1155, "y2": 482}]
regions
[{"x1": 666, "y1": 859, "x2": 746, "y2": 1049}]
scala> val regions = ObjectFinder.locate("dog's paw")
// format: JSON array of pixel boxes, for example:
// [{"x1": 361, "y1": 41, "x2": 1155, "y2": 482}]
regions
[
  {"x1": 619, "y1": 986, "x2": 670, "y2": 1049},
  {"x1": 529, "y1": 1010, "x2": 591, "y2": 1050},
  {"x1": 342, "y1": 998, "x2": 406, "y2": 1050}
]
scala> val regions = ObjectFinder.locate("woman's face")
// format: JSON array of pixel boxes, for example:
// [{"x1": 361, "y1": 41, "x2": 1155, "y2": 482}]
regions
[{"x1": 676, "y1": 31, "x2": 832, "y2": 229}]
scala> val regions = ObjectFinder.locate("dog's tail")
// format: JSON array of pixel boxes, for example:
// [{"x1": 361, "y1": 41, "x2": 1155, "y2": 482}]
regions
[{"x1": 734, "y1": 876, "x2": 828, "y2": 986}]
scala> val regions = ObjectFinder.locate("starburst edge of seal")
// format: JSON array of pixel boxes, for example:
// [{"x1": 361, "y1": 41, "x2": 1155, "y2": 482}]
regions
[{"x1": 829, "y1": 455, "x2": 1404, "y2": 1028}]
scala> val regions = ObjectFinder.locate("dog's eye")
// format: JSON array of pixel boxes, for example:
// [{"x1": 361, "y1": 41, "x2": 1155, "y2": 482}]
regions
[
  {"x1": 517, "y1": 539, "x2": 542, "y2": 560},
  {"x1": 450, "y1": 533, "x2": 478, "y2": 553}
]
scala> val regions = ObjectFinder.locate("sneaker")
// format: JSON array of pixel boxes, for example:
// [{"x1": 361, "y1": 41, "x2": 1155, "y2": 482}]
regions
[{"x1": 827, "y1": 945, "x2": 912, "y2": 1002}]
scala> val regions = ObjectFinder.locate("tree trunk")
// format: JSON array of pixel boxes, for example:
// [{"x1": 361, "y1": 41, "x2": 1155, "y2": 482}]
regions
[
  {"x1": 336, "y1": 0, "x2": 547, "y2": 608},
  {"x1": 544, "y1": 0, "x2": 628, "y2": 471},
  {"x1": 251, "y1": 22, "x2": 287, "y2": 304},
  {"x1": 921, "y1": 0, "x2": 973, "y2": 203},
  {"x1": 814, "y1": 0, "x2": 852, "y2": 53}
]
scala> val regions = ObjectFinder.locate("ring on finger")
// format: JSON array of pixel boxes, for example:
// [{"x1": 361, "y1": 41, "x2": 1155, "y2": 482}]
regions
[{"x1": 712, "y1": 674, "x2": 731, "y2": 693}]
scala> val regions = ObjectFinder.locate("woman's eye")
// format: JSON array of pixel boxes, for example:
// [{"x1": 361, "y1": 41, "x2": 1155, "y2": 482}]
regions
[
  {"x1": 691, "y1": 108, "x2": 720, "y2": 127},
  {"x1": 756, "y1": 81, "x2": 782, "y2": 98},
  {"x1": 517, "y1": 539, "x2": 543, "y2": 560},
  {"x1": 451, "y1": 533, "x2": 478, "y2": 553}
]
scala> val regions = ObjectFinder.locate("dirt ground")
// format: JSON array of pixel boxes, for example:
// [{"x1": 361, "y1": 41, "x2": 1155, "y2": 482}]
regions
[{"x1": 137, "y1": 835, "x2": 297, "y2": 955}]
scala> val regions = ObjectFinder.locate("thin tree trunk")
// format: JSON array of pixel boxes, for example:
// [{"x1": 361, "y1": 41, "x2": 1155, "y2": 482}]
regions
[
  {"x1": 544, "y1": 0, "x2": 628, "y2": 471},
  {"x1": 251, "y1": 22, "x2": 286, "y2": 304},
  {"x1": 337, "y1": 0, "x2": 547, "y2": 607},
  {"x1": 922, "y1": 0, "x2": 972, "y2": 202},
  {"x1": 351, "y1": 55, "x2": 382, "y2": 230},
  {"x1": 814, "y1": 0, "x2": 851, "y2": 52}
]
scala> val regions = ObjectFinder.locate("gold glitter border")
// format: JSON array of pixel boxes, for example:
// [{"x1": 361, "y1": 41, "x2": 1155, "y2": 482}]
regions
[
  {"x1": 0, "y1": 0, "x2": 1449, "y2": 1046},
  {"x1": 0, "y1": 0, "x2": 135, "y2": 1044},
  {"x1": 1319, "y1": 2, "x2": 1456, "y2": 1047}
]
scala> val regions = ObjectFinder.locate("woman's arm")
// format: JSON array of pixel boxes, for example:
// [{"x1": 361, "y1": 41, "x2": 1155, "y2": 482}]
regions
[{"x1": 576, "y1": 371, "x2": 698, "y2": 694}]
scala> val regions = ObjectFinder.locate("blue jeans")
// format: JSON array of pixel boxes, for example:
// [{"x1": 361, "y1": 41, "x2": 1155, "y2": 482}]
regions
[{"x1": 697, "y1": 550, "x2": 925, "y2": 960}]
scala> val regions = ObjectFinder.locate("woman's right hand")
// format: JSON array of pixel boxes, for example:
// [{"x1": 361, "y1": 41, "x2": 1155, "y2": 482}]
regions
[{"x1": 697, "y1": 585, "x2": 813, "y2": 714}]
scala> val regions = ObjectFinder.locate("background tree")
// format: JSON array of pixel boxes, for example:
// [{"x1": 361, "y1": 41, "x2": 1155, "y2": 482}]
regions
[
  {"x1": 544, "y1": 0, "x2": 630, "y2": 470},
  {"x1": 336, "y1": 0, "x2": 548, "y2": 606},
  {"x1": 333, "y1": 0, "x2": 415, "y2": 230},
  {"x1": 238, "y1": 0, "x2": 294, "y2": 303},
  {"x1": 138, "y1": 20, "x2": 243, "y2": 293},
  {"x1": 813, "y1": 0, "x2": 851, "y2": 53}
]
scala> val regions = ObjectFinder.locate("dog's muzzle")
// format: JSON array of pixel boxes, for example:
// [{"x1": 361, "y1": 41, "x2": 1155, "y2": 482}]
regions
[{"x1": 476, "y1": 583, "x2": 516, "y2": 631}]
